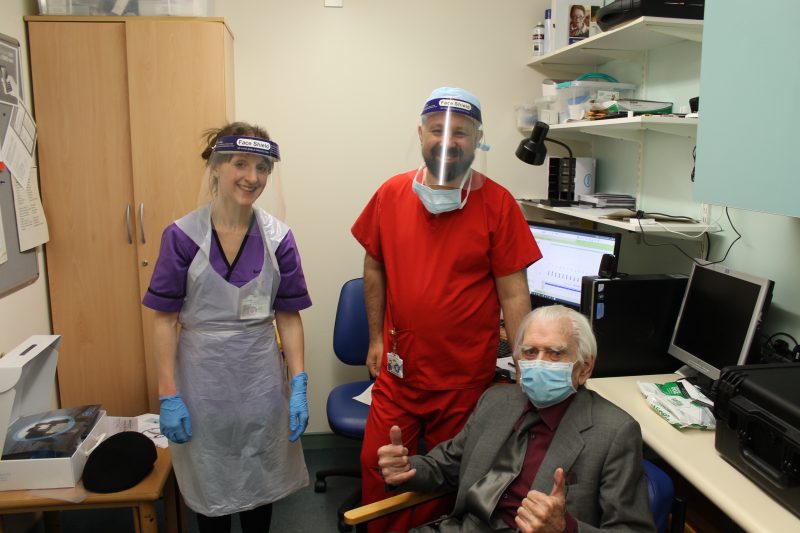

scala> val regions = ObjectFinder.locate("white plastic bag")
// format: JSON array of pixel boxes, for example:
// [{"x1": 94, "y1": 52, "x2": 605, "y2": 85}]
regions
[{"x1": 638, "y1": 380, "x2": 716, "y2": 429}]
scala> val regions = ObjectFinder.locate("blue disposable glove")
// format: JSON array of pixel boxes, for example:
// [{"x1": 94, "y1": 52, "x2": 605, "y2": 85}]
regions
[
  {"x1": 288, "y1": 372, "x2": 309, "y2": 442},
  {"x1": 159, "y1": 394, "x2": 192, "y2": 444}
]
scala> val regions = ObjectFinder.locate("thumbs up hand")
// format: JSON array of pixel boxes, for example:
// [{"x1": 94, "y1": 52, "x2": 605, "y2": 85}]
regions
[
  {"x1": 377, "y1": 425, "x2": 417, "y2": 486},
  {"x1": 514, "y1": 467, "x2": 568, "y2": 533}
]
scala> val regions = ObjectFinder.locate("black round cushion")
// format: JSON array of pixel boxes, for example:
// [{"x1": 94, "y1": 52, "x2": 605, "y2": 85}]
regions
[{"x1": 83, "y1": 431, "x2": 157, "y2": 493}]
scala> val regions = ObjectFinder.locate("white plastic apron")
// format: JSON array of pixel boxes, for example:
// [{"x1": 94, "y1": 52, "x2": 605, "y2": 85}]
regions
[{"x1": 170, "y1": 205, "x2": 308, "y2": 517}]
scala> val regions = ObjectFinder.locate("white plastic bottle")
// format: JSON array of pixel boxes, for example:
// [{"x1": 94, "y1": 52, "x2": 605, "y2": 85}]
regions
[
  {"x1": 532, "y1": 21, "x2": 545, "y2": 56},
  {"x1": 544, "y1": 9, "x2": 553, "y2": 54}
]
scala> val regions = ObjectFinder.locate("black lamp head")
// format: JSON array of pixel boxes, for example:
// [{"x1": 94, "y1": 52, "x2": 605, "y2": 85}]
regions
[{"x1": 516, "y1": 121, "x2": 550, "y2": 166}]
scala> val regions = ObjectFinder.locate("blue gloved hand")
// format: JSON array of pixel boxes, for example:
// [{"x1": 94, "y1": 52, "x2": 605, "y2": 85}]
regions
[
  {"x1": 159, "y1": 394, "x2": 192, "y2": 444},
  {"x1": 288, "y1": 372, "x2": 309, "y2": 442}
]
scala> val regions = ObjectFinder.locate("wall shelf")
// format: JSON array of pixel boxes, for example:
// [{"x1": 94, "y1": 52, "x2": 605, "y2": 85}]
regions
[
  {"x1": 521, "y1": 116, "x2": 698, "y2": 143},
  {"x1": 518, "y1": 201, "x2": 713, "y2": 238},
  {"x1": 527, "y1": 16, "x2": 703, "y2": 74}
]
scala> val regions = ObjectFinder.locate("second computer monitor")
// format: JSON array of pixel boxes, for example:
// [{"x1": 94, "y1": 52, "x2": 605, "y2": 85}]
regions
[
  {"x1": 668, "y1": 262, "x2": 774, "y2": 381},
  {"x1": 527, "y1": 221, "x2": 621, "y2": 309}
]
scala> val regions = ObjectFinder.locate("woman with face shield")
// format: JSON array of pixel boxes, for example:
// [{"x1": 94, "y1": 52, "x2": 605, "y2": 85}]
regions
[{"x1": 142, "y1": 122, "x2": 311, "y2": 533}]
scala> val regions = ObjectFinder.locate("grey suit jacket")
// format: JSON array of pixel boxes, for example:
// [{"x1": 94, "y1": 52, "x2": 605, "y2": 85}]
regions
[{"x1": 404, "y1": 385, "x2": 656, "y2": 532}]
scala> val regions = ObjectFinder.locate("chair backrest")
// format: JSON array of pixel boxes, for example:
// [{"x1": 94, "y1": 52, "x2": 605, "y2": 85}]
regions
[
  {"x1": 643, "y1": 459, "x2": 675, "y2": 533},
  {"x1": 333, "y1": 278, "x2": 370, "y2": 366}
]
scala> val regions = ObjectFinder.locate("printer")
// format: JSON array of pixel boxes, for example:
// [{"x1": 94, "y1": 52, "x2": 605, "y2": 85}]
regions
[
  {"x1": 596, "y1": 0, "x2": 705, "y2": 32},
  {"x1": 714, "y1": 363, "x2": 800, "y2": 518}
]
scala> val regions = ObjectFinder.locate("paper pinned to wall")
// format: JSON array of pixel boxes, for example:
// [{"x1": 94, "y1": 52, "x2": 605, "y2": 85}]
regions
[
  {"x1": 13, "y1": 166, "x2": 49, "y2": 251},
  {"x1": 0, "y1": 101, "x2": 36, "y2": 188}
]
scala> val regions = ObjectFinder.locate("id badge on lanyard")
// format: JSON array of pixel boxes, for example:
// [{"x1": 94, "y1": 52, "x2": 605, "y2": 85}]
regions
[
  {"x1": 386, "y1": 328, "x2": 404, "y2": 378},
  {"x1": 239, "y1": 278, "x2": 271, "y2": 320}
]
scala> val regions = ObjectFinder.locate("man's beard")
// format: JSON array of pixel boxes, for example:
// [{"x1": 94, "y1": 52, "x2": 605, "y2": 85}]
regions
[{"x1": 423, "y1": 145, "x2": 474, "y2": 183}]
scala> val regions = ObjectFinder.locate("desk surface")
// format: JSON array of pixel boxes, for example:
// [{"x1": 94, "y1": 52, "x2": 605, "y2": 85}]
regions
[
  {"x1": 0, "y1": 447, "x2": 171, "y2": 511},
  {"x1": 587, "y1": 374, "x2": 800, "y2": 532}
]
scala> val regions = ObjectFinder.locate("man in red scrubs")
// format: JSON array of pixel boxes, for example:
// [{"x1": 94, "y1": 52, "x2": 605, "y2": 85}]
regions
[{"x1": 352, "y1": 86, "x2": 542, "y2": 532}]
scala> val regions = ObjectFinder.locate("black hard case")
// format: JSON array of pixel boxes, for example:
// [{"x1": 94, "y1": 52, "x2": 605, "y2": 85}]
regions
[{"x1": 714, "y1": 363, "x2": 800, "y2": 519}]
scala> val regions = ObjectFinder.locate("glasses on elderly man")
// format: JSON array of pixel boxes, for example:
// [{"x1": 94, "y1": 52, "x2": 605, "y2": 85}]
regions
[{"x1": 517, "y1": 345, "x2": 570, "y2": 362}]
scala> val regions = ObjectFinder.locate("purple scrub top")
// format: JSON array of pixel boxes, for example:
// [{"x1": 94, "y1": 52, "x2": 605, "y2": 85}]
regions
[{"x1": 143, "y1": 219, "x2": 311, "y2": 313}]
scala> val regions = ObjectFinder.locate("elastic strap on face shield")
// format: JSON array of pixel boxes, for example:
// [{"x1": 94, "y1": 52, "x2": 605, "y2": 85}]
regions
[{"x1": 212, "y1": 135, "x2": 281, "y2": 162}]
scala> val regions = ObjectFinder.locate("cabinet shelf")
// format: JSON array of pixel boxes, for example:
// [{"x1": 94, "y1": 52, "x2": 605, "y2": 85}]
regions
[
  {"x1": 521, "y1": 115, "x2": 698, "y2": 143},
  {"x1": 527, "y1": 16, "x2": 703, "y2": 73},
  {"x1": 518, "y1": 202, "x2": 711, "y2": 237}
]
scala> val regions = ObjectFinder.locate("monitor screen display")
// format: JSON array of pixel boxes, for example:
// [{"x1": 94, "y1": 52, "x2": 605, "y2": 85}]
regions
[
  {"x1": 526, "y1": 221, "x2": 620, "y2": 308},
  {"x1": 668, "y1": 263, "x2": 774, "y2": 381}
]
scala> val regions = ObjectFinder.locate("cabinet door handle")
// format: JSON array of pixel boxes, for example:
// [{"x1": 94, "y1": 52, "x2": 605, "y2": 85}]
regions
[
  {"x1": 139, "y1": 203, "x2": 146, "y2": 244},
  {"x1": 125, "y1": 203, "x2": 133, "y2": 244}
]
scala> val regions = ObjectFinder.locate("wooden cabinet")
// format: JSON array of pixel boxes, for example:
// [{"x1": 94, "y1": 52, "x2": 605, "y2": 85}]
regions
[{"x1": 26, "y1": 16, "x2": 235, "y2": 415}]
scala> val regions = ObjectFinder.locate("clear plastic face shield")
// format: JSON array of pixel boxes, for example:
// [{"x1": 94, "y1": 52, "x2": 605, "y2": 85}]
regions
[
  {"x1": 198, "y1": 135, "x2": 286, "y2": 226},
  {"x1": 413, "y1": 89, "x2": 490, "y2": 214}
]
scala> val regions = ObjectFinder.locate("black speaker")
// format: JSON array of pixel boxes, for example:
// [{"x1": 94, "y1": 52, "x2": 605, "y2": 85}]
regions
[
  {"x1": 598, "y1": 254, "x2": 617, "y2": 278},
  {"x1": 581, "y1": 274, "x2": 688, "y2": 377}
]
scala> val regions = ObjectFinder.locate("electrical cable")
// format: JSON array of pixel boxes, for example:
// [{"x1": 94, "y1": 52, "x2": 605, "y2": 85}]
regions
[
  {"x1": 636, "y1": 206, "x2": 740, "y2": 266},
  {"x1": 649, "y1": 208, "x2": 725, "y2": 239},
  {"x1": 690, "y1": 145, "x2": 696, "y2": 182},
  {"x1": 761, "y1": 332, "x2": 799, "y2": 363},
  {"x1": 704, "y1": 207, "x2": 741, "y2": 266},
  {"x1": 766, "y1": 332, "x2": 799, "y2": 349}
]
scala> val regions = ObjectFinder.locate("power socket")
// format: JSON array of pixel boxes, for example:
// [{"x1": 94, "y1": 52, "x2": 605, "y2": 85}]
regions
[{"x1": 700, "y1": 203, "x2": 710, "y2": 224}]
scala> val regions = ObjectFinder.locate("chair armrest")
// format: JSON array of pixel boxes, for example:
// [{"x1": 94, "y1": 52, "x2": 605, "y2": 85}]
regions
[{"x1": 343, "y1": 490, "x2": 451, "y2": 526}]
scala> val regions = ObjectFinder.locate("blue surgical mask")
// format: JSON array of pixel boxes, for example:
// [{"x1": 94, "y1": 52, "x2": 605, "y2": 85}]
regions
[
  {"x1": 518, "y1": 359, "x2": 577, "y2": 408},
  {"x1": 411, "y1": 167, "x2": 472, "y2": 215}
]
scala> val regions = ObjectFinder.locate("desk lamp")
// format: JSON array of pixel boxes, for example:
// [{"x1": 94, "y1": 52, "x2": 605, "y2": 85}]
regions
[{"x1": 516, "y1": 121, "x2": 577, "y2": 206}]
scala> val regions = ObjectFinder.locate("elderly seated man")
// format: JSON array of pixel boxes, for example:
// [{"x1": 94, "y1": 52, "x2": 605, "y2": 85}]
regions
[{"x1": 378, "y1": 305, "x2": 656, "y2": 533}]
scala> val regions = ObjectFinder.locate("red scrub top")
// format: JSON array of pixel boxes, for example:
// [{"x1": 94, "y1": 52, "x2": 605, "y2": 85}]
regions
[{"x1": 352, "y1": 170, "x2": 541, "y2": 390}]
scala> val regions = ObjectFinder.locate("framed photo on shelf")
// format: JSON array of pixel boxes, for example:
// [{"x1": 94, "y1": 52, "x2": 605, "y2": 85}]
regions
[{"x1": 551, "y1": 0, "x2": 604, "y2": 50}]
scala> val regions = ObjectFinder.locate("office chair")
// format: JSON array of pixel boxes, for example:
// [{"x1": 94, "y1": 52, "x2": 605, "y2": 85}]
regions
[
  {"x1": 643, "y1": 459, "x2": 686, "y2": 533},
  {"x1": 345, "y1": 459, "x2": 685, "y2": 531},
  {"x1": 314, "y1": 278, "x2": 372, "y2": 532}
]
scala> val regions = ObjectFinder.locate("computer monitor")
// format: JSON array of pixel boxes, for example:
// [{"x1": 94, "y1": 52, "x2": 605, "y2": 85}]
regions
[
  {"x1": 668, "y1": 262, "x2": 774, "y2": 381},
  {"x1": 526, "y1": 221, "x2": 621, "y2": 309}
]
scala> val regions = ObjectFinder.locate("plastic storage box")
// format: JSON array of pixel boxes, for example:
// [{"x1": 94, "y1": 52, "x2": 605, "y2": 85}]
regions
[{"x1": 556, "y1": 80, "x2": 636, "y2": 122}]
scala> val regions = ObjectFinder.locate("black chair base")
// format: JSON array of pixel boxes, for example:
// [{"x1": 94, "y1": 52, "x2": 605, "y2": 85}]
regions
[
  {"x1": 314, "y1": 467, "x2": 360, "y2": 493},
  {"x1": 315, "y1": 467, "x2": 363, "y2": 532}
]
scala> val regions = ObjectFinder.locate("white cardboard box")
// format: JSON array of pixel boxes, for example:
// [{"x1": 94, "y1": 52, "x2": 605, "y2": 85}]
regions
[{"x1": 0, "y1": 335, "x2": 107, "y2": 490}]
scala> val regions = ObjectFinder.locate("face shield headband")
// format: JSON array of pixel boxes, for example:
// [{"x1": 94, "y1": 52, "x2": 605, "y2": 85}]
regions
[
  {"x1": 212, "y1": 135, "x2": 281, "y2": 162},
  {"x1": 421, "y1": 96, "x2": 482, "y2": 124}
]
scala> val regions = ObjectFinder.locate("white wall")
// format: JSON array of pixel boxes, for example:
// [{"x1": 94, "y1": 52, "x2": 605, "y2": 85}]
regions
[
  {"x1": 0, "y1": 2, "x2": 52, "y2": 354},
  {"x1": 215, "y1": 0, "x2": 552, "y2": 433}
]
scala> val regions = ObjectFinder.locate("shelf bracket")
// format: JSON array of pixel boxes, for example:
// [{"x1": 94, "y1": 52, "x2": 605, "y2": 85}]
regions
[
  {"x1": 577, "y1": 48, "x2": 644, "y2": 63},
  {"x1": 530, "y1": 62, "x2": 594, "y2": 75},
  {"x1": 645, "y1": 25, "x2": 703, "y2": 43},
  {"x1": 644, "y1": 124, "x2": 697, "y2": 138},
  {"x1": 532, "y1": 49, "x2": 644, "y2": 74},
  {"x1": 576, "y1": 127, "x2": 643, "y2": 143}
]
